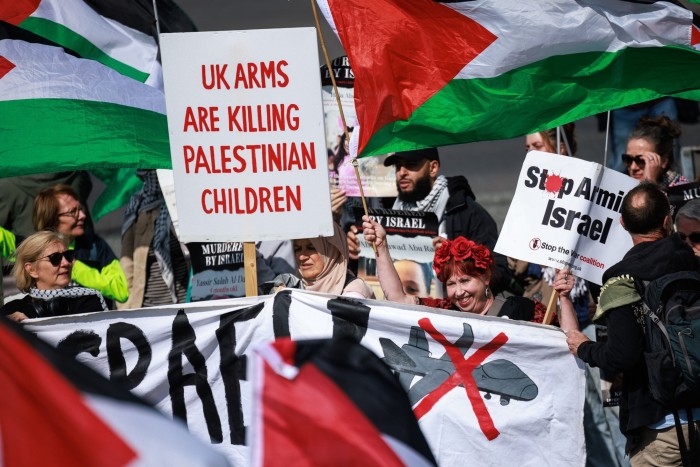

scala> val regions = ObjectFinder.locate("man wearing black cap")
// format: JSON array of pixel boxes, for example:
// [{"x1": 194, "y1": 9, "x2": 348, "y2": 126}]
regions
[{"x1": 380, "y1": 147, "x2": 512, "y2": 294}]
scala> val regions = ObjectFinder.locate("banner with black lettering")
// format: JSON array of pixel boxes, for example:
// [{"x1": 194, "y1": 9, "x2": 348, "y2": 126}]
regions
[
  {"x1": 354, "y1": 208, "x2": 440, "y2": 298},
  {"x1": 495, "y1": 151, "x2": 638, "y2": 284},
  {"x1": 25, "y1": 291, "x2": 585, "y2": 466}
]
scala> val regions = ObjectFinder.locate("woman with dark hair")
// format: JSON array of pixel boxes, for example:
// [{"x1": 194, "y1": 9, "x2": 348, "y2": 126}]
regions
[
  {"x1": 33, "y1": 185, "x2": 127, "y2": 305},
  {"x1": 362, "y1": 216, "x2": 577, "y2": 328},
  {"x1": 623, "y1": 115, "x2": 688, "y2": 187},
  {"x1": 1, "y1": 231, "x2": 108, "y2": 322}
]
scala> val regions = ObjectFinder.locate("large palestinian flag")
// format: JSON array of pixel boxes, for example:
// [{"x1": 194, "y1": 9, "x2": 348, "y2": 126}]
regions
[
  {"x1": 0, "y1": 35, "x2": 170, "y2": 174},
  {"x1": 316, "y1": 0, "x2": 700, "y2": 156},
  {"x1": 0, "y1": 1, "x2": 196, "y2": 219}
]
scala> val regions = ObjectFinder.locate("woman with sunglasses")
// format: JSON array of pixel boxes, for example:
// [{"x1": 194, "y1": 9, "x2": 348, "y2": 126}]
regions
[
  {"x1": 623, "y1": 115, "x2": 688, "y2": 187},
  {"x1": 1, "y1": 231, "x2": 109, "y2": 322},
  {"x1": 33, "y1": 185, "x2": 128, "y2": 305},
  {"x1": 676, "y1": 199, "x2": 700, "y2": 257}
]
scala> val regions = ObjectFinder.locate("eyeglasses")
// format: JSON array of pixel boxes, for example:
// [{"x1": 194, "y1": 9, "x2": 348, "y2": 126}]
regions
[
  {"x1": 621, "y1": 154, "x2": 645, "y2": 167},
  {"x1": 679, "y1": 231, "x2": 700, "y2": 244},
  {"x1": 40, "y1": 250, "x2": 76, "y2": 266},
  {"x1": 58, "y1": 205, "x2": 85, "y2": 219}
]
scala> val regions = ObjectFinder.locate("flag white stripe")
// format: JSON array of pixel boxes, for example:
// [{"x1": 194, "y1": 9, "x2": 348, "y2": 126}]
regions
[{"x1": 0, "y1": 39, "x2": 165, "y2": 114}]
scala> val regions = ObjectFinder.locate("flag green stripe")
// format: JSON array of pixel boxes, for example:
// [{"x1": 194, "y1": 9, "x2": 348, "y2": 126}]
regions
[
  {"x1": 0, "y1": 98, "x2": 171, "y2": 177},
  {"x1": 361, "y1": 45, "x2": 700, "y2": 156},
  {"x1": 20, "y1": 17, "x2": 149, "y2": 83},
  {"x1": 90, "y1": 168, "x2": 143, "y2": 221}
]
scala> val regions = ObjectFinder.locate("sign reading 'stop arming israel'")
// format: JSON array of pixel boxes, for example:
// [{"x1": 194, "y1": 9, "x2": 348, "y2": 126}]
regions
[
  {"x1": 25, "y1": 291, "x2": 585, "y2": 466},
  {"x1": 496, "y1": 151, "x2": 638, "y2": 284}
]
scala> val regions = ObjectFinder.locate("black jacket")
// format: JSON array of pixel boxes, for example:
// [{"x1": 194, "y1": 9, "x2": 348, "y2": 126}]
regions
[
  {"x1": 1, "y1": 294, "x2": 105, "y2": 319},
  {"x1": 444, "y1": 176, "x2": 513, "y2": 295},
  {"x1": 577, "y1": 234, "x2": 699, "y2": 451}
]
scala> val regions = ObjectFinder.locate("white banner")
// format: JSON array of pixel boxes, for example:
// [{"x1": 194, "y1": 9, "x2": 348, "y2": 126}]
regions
[
  {"x1": 25, "y1": 291, "x2": 585, "y2": 466},
  {"x1": 496, "y1": 151, "x2": 638, "y2": 284},
  {"x1": 160, "y1": 29, "x2": 333, "y2": 242}
]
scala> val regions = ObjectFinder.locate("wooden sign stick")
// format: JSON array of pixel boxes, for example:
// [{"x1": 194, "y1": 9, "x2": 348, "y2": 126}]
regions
[
  {"x1": 243, "y1": 242, "x2": 258, "y2": 297},
  {"x1": 543, "y1": 289, "x2": 559, "y2": 325}
]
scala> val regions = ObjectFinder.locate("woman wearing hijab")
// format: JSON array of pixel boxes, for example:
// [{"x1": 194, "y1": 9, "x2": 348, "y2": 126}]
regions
[
  {"x1": 1, "y1": 231, "x2": 109, "y2": 322},
  {"x1": 292, "y1": 223, "x2": 375, "y2": 299}
]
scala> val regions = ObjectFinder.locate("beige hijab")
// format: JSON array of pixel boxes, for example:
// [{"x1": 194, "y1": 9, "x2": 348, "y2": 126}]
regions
[{"x1": 300, "y1": 223, "x2": 348, "y2": 295}]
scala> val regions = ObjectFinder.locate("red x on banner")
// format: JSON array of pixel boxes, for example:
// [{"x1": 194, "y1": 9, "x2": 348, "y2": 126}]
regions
[{"x1": 413, "y1": 317, "x2": 508, "y2": 441}]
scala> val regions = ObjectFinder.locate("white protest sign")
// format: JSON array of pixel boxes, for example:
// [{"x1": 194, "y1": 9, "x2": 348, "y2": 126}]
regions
[
  {"x1": 160, "y1": 29, "x2": 333, "y2": 242},
  {"x1": 495, "y1": 151, "x2": 637, "y2": 284},
  {"x1": 25, "y1": 291, "x2": 585, "y2": 467}
]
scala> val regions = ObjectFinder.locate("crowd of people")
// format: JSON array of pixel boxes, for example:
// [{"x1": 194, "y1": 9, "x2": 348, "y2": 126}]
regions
[{"x1": 1, "y1": 107, "x2": 700, "y2": 466}]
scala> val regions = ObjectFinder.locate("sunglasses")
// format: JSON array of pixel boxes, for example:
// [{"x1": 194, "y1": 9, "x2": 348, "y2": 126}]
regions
[
  {"x1": 679, "y1": 231, "x2": 700, "y2": 244},
  {"x1": 40, "y1": 250, "x2": 76, "y2": 266},
  {"x1": 621, "y1": 154, "x2": 645, "y2": 167}
]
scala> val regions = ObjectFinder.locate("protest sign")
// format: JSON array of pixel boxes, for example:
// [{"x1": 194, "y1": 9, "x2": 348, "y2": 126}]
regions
[
  {"x1": 160, "y1": 29, "x2": 333, "y2": 242},
  {"x1": 187, "y1": 242, "x2": 246, "y2": 301},
  {"x1": 665, "y1": 180, "x2": 700, "y2": 216},
  {"x1": 495, "y1": 152, "x2": 638, "y2": 284},
  {"x1": 321, "y1": 56, "x2": 397, "y2": 198},
  {"x1": 354, "y1": 208, "x2": 439, "y2": 298},
  {"x1": 25, "y1": 291, "x2": 584, "y2": 466}
]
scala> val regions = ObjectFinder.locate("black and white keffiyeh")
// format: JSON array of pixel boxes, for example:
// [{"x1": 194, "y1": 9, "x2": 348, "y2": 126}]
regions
[
  {"x1": 393, "y1": 174, "x2": 449, "y2": 216},
  {"x1": 29, "y1": 286, "x2": 109, "y2": 311},
  {"x1": 122, "y1": 170, "x2": 176, "y2": 302}
]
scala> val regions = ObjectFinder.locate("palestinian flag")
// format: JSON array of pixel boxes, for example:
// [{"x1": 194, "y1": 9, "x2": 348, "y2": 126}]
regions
[
  {"x1": 0, "y1": 1, "x2": 196, "y2": 220},
  {"x1": 0, "y1": 319, "x2": 229, "y2": 467},
  {"x1": 0, "y1": 36, "x2": 170, "y2": 175},
  {"x1": 1, "y1": 0, "x2": 162, "y2": 86},
  {"x1": 316, "y1": 0, "x2": 700, "y2": 156},
  {"x1": 249, "y1": 337, "x2": 437, "y2": 466}
]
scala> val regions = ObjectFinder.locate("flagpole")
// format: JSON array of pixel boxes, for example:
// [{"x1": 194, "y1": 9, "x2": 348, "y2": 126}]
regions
[
  {"x1": 311, "y1": 0, "x2": 376, "y2": 253},
  {"x1": 152, "y1": 0, "x2": 161, "y2": 36},
  {"x1": 603, "y1": 111, "x2": 611, "y2": 169}
]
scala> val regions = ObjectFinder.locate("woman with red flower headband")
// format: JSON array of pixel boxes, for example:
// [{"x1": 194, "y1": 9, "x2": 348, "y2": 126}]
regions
[{"x1": 362, "y1": 216, "x2": 578, "y2": 328}]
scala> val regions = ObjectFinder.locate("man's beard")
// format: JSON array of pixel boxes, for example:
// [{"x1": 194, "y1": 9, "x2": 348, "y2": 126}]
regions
[{"x1": 397, "y1": 173, "x2": 433, "y2": 203}]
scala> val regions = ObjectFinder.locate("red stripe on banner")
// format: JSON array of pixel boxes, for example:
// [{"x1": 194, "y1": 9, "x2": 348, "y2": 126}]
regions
[
  {"x1": 414, "y1": 317, "x2": 507, "y2": 441},
  {"x1": 326, "y1": 0, "x2": 497, "y2": 154},
  {"x1": 0, "y1": 0, "x2": 40, "y2": 25},
  {"x1": 0, "y1": 323, "x2": 137, "y2": 467},
  {"x1": 260, "y1": 358, "x2": 405, "y2": 466},
  {"x1": 0, "y1": 56, "x2": 16, "y2": 80}
]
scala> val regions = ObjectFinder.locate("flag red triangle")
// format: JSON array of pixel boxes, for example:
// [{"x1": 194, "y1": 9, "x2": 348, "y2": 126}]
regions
[
  {"x1": 692, "y1": 25, "x2": 700, "y2": 47},
  {"x1": 0, "y1": 56, "x2": 16, "y2": 80},
  {"x1": 327, "y1": 0, "x2": 497, "y2": 154},
  {"x1": 0, "y1": 0, "x2": 40, "y2": 25}
]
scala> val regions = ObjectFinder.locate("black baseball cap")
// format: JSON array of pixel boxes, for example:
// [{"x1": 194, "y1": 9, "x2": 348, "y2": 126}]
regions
[{"x1": 383, "y1": 148, "x2": 440, "y2": 167}]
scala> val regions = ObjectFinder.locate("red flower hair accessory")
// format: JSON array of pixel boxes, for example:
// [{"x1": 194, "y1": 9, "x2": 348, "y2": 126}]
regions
[{"x1": 432, "y1": 236, "x2": 493, "y2": 276}]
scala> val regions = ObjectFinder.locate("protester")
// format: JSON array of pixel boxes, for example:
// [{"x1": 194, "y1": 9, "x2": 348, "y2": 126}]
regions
[
  {"x1": 675, "y1": 199, "x2": 700, "y2": 257},
  {"x1": 623, "y1": 115, "x2": 688, "y2": 187},
  {"x1": 362, "y1": 216, "x2": 577, "y2": 328},
  {"x1": 608, "y1": 98, "x2": 679, "y2": 174},
  {"x1": 566, "y1": 182, "x2": 700, "y2": 464},
  {"x1": 33, "y1": 184, "x2": 127, "y2": 305},
  {"x1": 525, "y1": 123, "x2": 578, "y2": 156},
  {"x1": 349, "y1": 147, "x2": 514, "y2": 295},
  {"x1": 1, "y1": 231, "x2": 108, "y2": 322},
  {"x1": 291, "y1": 223, "x2": 374, "y2": 299},
  {"x1": 526, "y1": 118, "x2": 630, "y2": 467},
  {"x1": 119, "y1": 170, "x2": 188, "y2": 309}
]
